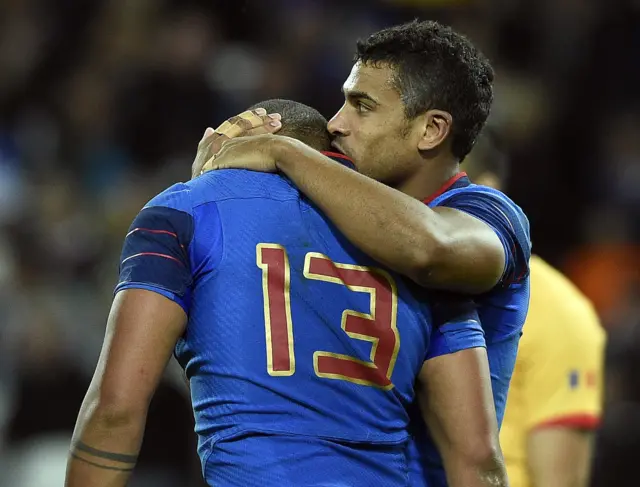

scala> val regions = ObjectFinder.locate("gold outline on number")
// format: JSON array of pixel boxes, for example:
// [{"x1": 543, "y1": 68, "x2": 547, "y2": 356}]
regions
[
  {"x1": 304, "y1": 252, "x2": 399, "y2": 390},
  {"x1": 256, "y1": 243, "x2": 295, "y2": 376}
]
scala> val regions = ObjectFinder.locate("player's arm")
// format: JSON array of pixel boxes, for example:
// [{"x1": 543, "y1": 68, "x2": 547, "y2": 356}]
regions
[
  {"x1": 527, "y1": 429, "x2": 593, "y2": 487},
  {"x1": 518, "y1": 288, "x2": 604, "y2": 487},
  {"x1": 270, "y1": 137, "x2": 510, "y2": 294},
  {"x1": 65, "y1": 185, "x2": 198, "y2": 487},
  {"x1": 417, "y1": 297, "x2": 508, "y2": 487},
  {"x1": 524, "y1": 397, "x2": 601, "y2": 487},
  {"x1": 65, "y1": 290, "x2": 186, "y2": 487},
  {"x1": 417, "y1": 348, "x2": 508, "y2": 487}
]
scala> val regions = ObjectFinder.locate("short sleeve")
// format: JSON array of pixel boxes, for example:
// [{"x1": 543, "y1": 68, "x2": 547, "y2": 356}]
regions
[
  {"x1": 116, "y1": 183, "x2": 196, "y2": 313},
  {"x1": 425, "y1": 293, "x2": 486, "y2": 361},
  {"x1": 437, "y1": 190, "x2": 531, "y2": 285},
  {"x1": 520, "y1": 298, "x2": 605, "y2": 431}
]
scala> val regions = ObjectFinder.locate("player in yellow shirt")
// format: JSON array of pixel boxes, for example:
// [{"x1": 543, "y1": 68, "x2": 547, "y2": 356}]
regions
[{"x1": 466, "y1": 132, "x2": 606, "y2": 487}]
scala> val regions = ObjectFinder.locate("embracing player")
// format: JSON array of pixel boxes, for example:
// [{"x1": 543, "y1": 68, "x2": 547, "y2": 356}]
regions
[
  {"x1": 64, "y1": 101, "x2": 496, "y2": 487},
  {"x1": 203, "y1": 20, "x2": 531, "y2": 487}
]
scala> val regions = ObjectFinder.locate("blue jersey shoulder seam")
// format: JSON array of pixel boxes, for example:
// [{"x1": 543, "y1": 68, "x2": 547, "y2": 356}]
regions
[{"x1": 192, "y1": 194, "x2": 299, "y2": 209}]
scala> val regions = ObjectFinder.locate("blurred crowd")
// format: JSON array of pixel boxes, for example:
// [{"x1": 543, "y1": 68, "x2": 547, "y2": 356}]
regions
[{"x1": 0, "y1": 0, "x2": 638, "y2": 486}]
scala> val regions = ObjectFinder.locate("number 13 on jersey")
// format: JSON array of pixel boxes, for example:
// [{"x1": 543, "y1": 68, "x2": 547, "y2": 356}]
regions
[{"x1": 256, "y1": 243, "x2": 400, "y2": 390}]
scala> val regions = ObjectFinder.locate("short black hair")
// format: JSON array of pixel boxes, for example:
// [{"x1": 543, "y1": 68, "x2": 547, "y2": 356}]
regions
[
  {"x1": 248, "y1": 99, "x2": 331, "y2": 152},
  {"x1": 356, "y1": 20, "x2": 494, "y2": 161}
]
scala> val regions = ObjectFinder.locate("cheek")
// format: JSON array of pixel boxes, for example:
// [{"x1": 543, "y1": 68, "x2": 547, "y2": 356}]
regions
[
  {"x1": 351, "y1": 121, "x2": 405, "y2": 170},
  {"x1": 366, "y1": 128, "x2": 405, "y2": 159},
  {"x1": 357, "y1": 138, "x2": 396, "y2": 178}
]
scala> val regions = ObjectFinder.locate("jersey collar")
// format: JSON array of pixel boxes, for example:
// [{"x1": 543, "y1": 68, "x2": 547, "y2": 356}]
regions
[
  {"x1": 422, "y1": 172, "x2": 470, "y2": 205},
  {"x1": 322, "y1": 151, "x2": 356, "y2": 170}
]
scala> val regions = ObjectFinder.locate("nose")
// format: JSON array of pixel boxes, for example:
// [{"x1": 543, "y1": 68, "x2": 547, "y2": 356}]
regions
[{"x1": 327, "y1": 105, "x2": 350, "y2": 137}]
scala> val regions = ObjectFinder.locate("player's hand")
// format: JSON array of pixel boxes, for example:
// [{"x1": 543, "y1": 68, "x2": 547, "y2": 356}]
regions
[
  {"x1": 201, "y1": 134, "x2": 279, "y2": 174},
  {"x1": 191, "y1": 108, "x2": 282, "y2": 179}
]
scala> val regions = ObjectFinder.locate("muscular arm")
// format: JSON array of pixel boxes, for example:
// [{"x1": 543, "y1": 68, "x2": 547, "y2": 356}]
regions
[
  {"x1": 527, "y1": 428, "x2": 593, "y2": 487},
  {"x1": 418, "y1": 348, "x2": 509, "y2": 487},
  {"x1": 273, "y1": 137, "x2": 506, "y2": 294},
  {"x1": 65, "y1": 290, "x2": 187, "y2": 487}
]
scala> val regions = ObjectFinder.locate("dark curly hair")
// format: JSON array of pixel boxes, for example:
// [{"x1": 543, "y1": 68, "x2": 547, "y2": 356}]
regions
[{"x1": 356, "y1": 20, "x2": 494, "y2": 161}]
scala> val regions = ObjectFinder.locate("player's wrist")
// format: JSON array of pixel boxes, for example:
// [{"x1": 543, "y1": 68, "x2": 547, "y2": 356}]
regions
[{"x1": 271, "y1": 136, "x2": 304, "y2": 172}]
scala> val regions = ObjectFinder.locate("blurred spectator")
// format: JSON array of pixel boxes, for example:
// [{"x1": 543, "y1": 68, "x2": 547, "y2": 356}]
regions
[{"x1": 116, "y1": 6, "x2": 225, "y2": 170}]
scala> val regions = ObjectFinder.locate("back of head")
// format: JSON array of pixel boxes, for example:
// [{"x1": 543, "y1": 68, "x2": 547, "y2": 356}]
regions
[
  {"x1": 248, "y1": 99, "x2": 331, "y2": 152},
  {"x1": 355, "y1": 20, "x2": 494, "y2": 161}
]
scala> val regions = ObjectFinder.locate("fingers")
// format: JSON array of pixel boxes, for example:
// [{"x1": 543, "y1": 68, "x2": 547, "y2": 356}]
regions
[
  {"x1": 201, "y1": 138, "x2": 235, "y2": 174},
  {"x1": 245, "y1": 119, "x2": 283, "y2": 137},
  {"x1": 194, "y1": 109, "x2": 281, "y2": 178},
  {"x1": 200, "y1": 127, "x2": 215, "y2": 142},
  {"x1": 199, "y1": 109, "x2": 281, "y2": 152},
  {"x1": 217, "y1": 109, "x2": 281, "y2": 138},
  {"x1": 201, "y1": 155, "x2": 217, "y2": 174}
]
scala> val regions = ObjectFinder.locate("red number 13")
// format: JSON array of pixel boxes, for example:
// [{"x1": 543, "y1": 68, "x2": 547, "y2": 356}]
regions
[{"x1": 257, "y1": 244, "x2": 400, "y2": 390}]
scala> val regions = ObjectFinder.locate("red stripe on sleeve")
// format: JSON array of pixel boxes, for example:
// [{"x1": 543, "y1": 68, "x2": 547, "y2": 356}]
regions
[
  {"x1": 126, "y1": 228, "x2": 178, "y2": 239},
  {"x1": 534, "y1": 414, "x2": 600, "y2": 430},
  {"x1": 121, "y1": 252, "x2": 184, "y2": 266}
]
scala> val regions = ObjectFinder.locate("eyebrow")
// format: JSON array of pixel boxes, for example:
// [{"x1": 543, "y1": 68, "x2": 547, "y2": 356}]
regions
[{"x1": 342, "y1": 88, "x2": 380, "y2": 105}]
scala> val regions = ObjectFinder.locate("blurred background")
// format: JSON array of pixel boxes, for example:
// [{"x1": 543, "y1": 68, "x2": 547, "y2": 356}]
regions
[{"x1": 0, "y1": 0, "x2": 638, "y2": 486}]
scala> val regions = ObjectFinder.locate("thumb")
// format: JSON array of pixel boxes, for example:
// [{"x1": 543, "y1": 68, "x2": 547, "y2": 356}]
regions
[{"x1": 202, "y1": 155, "x2": 220, "y2": 173}]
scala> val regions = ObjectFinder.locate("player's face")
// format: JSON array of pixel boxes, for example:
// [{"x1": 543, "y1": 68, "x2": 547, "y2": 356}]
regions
[{"x1": 327, "y1": 62, "x2": 424, "y2": 185}]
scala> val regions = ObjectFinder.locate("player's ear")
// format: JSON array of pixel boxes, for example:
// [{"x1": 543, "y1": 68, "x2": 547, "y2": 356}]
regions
[{"x1": 417, "y1": 109, "x2": 452, "y2": 151}]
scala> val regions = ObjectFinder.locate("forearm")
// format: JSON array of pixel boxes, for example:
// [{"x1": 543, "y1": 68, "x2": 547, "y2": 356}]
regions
[
  {"x1": 443, "y1": 453, "x2": 509, "y2": 487},
  {"x1": 533, "y1": 477, "x2": 586, "y2": 487},
  {"x1": 420, "y1": 349, "x2": 508, "y2": 487},
  {"x1": 65, "y1": 397, "x2": 146, "y2": 487},
  {"x1": 528, "y1": 429, "x2": 593, "y2": 487},
  {"x1": 64, "y1": 290, "x2": 187, "y2": 487},
  {"x1": 274, "y1": 138, "x2": 442, "y2": 281},
  {"x1": 430, "y1": 406, "x2": 509, "y2": 487},
  {"x1": 529, "y1": 444, "x2": 591, "y2": 487},
  {"x1": 530, "y1": 461, "x2": 590, "y2": 487}
]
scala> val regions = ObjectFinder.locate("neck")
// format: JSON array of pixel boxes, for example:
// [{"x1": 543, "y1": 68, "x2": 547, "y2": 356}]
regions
[{"x1": 393, "y1": 158, "x2": 461, "y2": 200}]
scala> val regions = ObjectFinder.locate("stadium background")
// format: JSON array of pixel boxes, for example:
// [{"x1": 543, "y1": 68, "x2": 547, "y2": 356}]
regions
[{"x1": 0, "y1": 0, "x2": 637, "y2": 485}]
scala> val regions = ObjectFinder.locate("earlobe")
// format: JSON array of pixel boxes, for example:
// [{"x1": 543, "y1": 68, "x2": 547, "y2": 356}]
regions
[{"x1": 417, "y1": 110, "x2": 452, "y2": 151}]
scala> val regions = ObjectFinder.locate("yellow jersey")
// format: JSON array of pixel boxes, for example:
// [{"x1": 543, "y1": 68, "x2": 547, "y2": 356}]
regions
[{"x1": 500, "y1": 255, "x2": 605, "y2": 487}]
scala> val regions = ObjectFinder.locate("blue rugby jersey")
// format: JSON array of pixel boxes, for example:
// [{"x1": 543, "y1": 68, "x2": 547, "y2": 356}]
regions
[
  {"x1": 116, "y1": 157, "x2": 486, "y2": 486},
  {"x1": 407, "y1": 173, "x2": 532, "y2": 487}
]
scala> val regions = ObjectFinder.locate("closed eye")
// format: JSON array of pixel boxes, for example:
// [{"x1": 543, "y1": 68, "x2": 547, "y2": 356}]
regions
[
  {"x1": 356, "y1": 101, "x2": 371, "y2": 113},
  {"x1": 343, "y1": 89, "x2": 378, "y2": 114}
]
